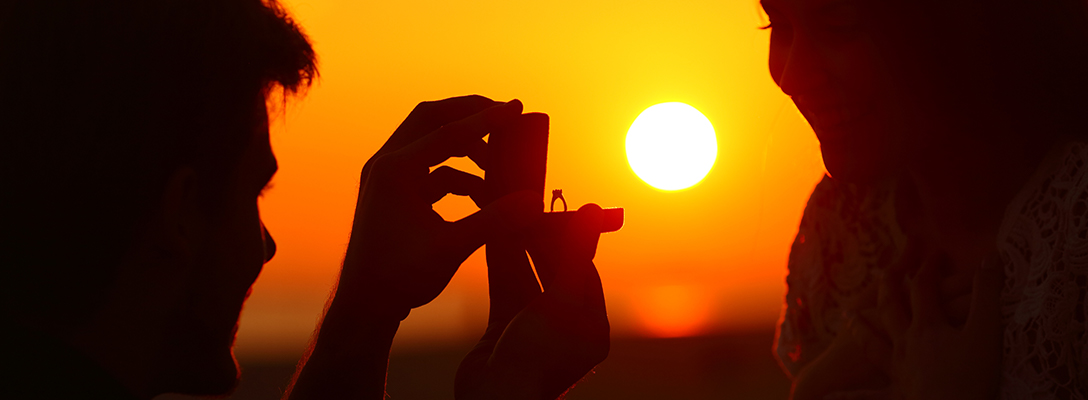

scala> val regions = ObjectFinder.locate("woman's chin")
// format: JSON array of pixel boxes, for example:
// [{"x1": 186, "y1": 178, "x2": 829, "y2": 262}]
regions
[{"x1": 820, "y1": 139, "x2": 900, "y2": 184}]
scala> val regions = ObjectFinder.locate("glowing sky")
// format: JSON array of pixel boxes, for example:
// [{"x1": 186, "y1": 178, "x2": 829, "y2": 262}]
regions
[{"x1": 238, "y1": 0, "x2": 826, "y2": 360}]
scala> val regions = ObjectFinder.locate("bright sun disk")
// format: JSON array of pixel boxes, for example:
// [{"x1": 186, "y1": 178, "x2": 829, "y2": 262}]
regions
[{"x1": 626, "y1": 102, "x2": 717, "y2": 191}]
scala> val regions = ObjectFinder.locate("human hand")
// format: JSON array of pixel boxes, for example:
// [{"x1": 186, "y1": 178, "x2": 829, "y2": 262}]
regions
[
  {"x1": 788, "y1": 303, "x2": 893, "y2": 400},
  {"x1": 878, "y1": 252, "x2": 1004, "y2": 400},
  {"x1": 336, "y1": 95, "x2": 540, "y2": 320},
  {"x1": 455, "y1": 204, "x2": 611, "y2": 400}
]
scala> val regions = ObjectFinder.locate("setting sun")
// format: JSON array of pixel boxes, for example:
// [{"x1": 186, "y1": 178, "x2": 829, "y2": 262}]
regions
[
  {"x1": 240, "y1": 0, "x2": 828, "y2": 368},
  {"x1": 626, "y1": 102, "x2": 718, "y2": 191}
]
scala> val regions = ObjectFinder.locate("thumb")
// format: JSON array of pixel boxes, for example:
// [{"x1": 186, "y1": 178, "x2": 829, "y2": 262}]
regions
[
  {"x1": 965, "y1": 252, "x2": 1004, "y2": 335},
  {"x1": 563, "y1": 203, "x2": 604, "y2": 262},
  {"x1": 549, "y1": 204, "x2": 606, "y2": 313},
  {"x1": 844, "y1": 314, "x2": 892, "y2": 376},
  {"x1": 485, "y1": 241, "x2": 542, "y2": 328},
  {"x1": 439, "y1": 190, "x2": 542, "y2": 262},
  {"x1": 909, "y1": 253, "x2": 945, "y2": 328}
]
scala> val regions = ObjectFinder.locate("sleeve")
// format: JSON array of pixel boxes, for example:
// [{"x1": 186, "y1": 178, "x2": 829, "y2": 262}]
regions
[
  {"x1": 996, "y1": 142, "x2": 1088, "y2": 399},
  {"x1": 775, "y1": 175, "x2": 839, "y2": 379}
]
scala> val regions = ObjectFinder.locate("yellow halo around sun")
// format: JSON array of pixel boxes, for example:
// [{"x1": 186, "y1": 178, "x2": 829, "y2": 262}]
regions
[{"x1": 626, "y1": 102, "x2": 718, "y2": 191}]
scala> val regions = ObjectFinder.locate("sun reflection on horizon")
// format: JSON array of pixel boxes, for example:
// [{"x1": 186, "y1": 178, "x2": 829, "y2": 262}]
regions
[{"x1": 636, "y1": 284, "x2": 713, "y2": 338}]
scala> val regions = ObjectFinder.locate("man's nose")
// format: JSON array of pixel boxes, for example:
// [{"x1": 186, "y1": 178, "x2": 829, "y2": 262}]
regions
[{"x1": 262, "y1": 223, "x2": 277, "y2": 263}]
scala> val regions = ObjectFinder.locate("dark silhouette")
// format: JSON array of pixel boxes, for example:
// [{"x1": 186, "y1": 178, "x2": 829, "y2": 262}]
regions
[
  {"x1": 453, "y1": 112, "x2": 621, "y2": 399},
  {"x1": 760, "y1": 0, "x2": 1088, "y2": 398},
  {"x1": 1, "y1": 1, "x2": 610, "y2": 399},
  {"x1": 3, "y1": 0, "x2": 315, "y2": 397},
  {"x1": 284, "y1": 96, "x2": 615, "y2": 400}
]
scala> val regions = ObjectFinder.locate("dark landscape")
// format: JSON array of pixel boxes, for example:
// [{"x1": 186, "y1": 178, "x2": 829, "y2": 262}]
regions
[{"x1": 158, "y1": 330, "x2": 790, "y2": 400}]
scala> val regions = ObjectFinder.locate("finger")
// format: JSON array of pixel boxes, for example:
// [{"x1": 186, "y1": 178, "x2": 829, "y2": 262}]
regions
[
  {"x1": 485, "y1": 241, "x2": 542, "y2": 328},
  {"x1": 438, "y1": 190, "x2": 542, "y2": 264},
  {"x1": 398, "y1": 100, "x2": 523, "y2": 168},
  {"x1": 528, "y1": 204, "x2": 603, "y2": 292},
  {"x1": 362, "y1": 96, "x2": 500, "y2": 181},
  {"x1": 909, "y1": 253, "x2": 946, "y2": 328},
  {"x1": 855, "y1": 307, "x2": 889, "y2": 341},
  {"x1": 525, "y1": 226, "x2": 561, "y2": 291},
  {"x1": 466, "y1": 138, "x2": 488, "y2": 171},
  {"x1": 965, "y1": 253, "x2": 1005, "y2": 335},
  {"x1": 890, "y1": 237, "x2": 925, "y2": 276},
  {"x1": 938, "y1": 271, "x2": 974, "y2": 326},
  {"x1": 422, "y1": 166, "x2": 484, "y2": 205},
  {"x1": 879, "y1": 238, "x2": 923, "y2": 335},
  {"x1": 381, "y1": 95, "x2": 500, "y2": 154},
  {"x1": 548, "y1": 204, "x2": 607, "y2": 312},
  {"x1": 823, "y1": 390, "x2": 892, "y2": 400},
  {"x1": 568, "y1": 203, "x2": 605, "y2": 261},
  {"x1": 943, "y1": 293, "x2": 972, "y2": 328},
  {"x1": 845, "y1": 315, "x2": 893, "y2": 376},
  {"x1": 878, "y1": 267, "x2": 910, "y2": 336},
  {"x1": 939, "y1": 270, "x2": 974, "y2": 301},
  {"x1": 455, "y1": 341, "x2": 493, "y2": 399}
]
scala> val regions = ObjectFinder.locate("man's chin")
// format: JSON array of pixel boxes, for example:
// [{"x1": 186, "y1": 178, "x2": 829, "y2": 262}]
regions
[
  {"x1": 159, "y1": 324, "x2": 242, "y2": 397},
  {"x1": 166, "y1": 352, "x2": 241, "y2": 396}
]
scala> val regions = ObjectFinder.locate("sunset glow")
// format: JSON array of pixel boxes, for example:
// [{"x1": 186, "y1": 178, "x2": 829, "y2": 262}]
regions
[
  {"x1": 637, "y1": 285, "x2": 712, "y2": 338},
  {"x1": 238, "y1": 0, "x2": 828, "y2": 359},
  {"x1": 626, "y1": 102, "x2": 718, "y2": 191}
]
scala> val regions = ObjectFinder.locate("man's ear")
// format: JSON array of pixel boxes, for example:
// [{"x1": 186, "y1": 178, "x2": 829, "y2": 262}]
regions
[{"x1": 155, "y1": 167, "x2": 204, "y2": 261}]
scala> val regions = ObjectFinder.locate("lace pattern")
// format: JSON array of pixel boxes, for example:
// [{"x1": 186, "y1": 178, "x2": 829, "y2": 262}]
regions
[
  {"x1": 775, "y1": 142, "x2": 1088, "y2": 398},
  {"x1": 997, "y1": 142, "x2": 1088, "y2": 399},
  {"x1": 775, "y1": 176, "x2": 905, "y2": 377}
]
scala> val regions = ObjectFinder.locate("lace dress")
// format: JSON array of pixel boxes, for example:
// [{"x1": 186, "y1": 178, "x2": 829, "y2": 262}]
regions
[{"x1": 775, "y1": 141, "x2": 1088, "y2": 399}]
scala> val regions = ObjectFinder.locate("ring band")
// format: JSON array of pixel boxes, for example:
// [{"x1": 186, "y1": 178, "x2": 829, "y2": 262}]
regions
[{"x1": 550, "y1": 189, "x2": 567, "y2": 212}]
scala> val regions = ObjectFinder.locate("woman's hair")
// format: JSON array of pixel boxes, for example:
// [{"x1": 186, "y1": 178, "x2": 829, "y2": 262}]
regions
[
  {"x1": 0, "y1": 0, "x2": 317, "y2": 324},
  {"x1": 982, "y1": 0, "x2": 1088, "y2": 137}
]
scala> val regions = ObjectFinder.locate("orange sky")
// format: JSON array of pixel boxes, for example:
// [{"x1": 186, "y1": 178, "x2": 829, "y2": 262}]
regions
[{"x1": 236, "y1": 0, "x2": 827, "y2": 360}]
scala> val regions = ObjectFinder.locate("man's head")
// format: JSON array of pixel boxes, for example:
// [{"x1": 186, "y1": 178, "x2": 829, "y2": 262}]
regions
[{"x1": 1, "y1": 0, "x2": 314, "y2": 395}]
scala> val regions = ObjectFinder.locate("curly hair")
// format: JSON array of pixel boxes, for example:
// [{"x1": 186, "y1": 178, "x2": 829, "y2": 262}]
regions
[{"x1": 0, "y1": 0, "x2": 318, "y2": 325}]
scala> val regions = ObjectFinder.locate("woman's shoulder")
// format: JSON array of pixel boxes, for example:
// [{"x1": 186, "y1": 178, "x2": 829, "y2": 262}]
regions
[
  {"x1": 998, "y1": 140, "x2": 1088, "y2": 277},
  {"x1": 999, "y1": 140, "x2": 1088, "y2": 237},
  {"x1": 787, "y1": 174, "x2": 903, "y2": 287},
  {"x1": 776, "y1": 174, "x2": 905, "y2": 376}
]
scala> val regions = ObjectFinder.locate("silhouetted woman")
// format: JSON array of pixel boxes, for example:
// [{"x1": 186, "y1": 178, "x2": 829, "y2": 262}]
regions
[{"x1": 761, "y1": 0, "x2": 1088, "y2": 398}]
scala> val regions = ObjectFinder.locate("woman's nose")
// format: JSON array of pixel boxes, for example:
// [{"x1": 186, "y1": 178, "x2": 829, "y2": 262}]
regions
[{"x1": 777, "y1": 36, "x2": 831, "y2": 98}]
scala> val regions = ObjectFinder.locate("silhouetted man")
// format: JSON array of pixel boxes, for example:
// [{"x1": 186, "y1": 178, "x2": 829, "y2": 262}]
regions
[{"x1": 1, "y1": 1, "x2": 609, "y2": 399}]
